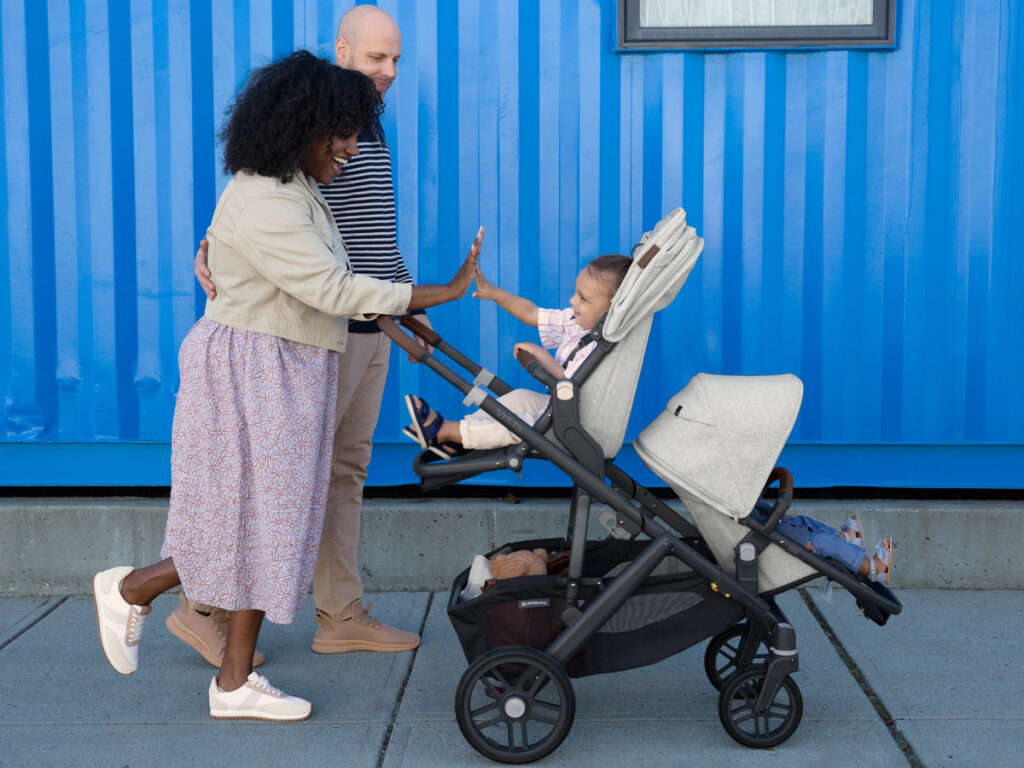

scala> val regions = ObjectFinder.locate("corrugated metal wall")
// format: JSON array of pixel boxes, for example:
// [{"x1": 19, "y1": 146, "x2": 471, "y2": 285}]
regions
[{"x1": 1, "y1": 0, "x2": 1021, "y2": 487}]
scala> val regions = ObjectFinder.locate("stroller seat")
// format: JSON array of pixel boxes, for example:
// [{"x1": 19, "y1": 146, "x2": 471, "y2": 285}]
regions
[
  {"x1": 636, "y1": 373, "x2": 901, "y2": 621},
  {"x1": 635, "y1": 372, "x2": 819, "y2": 594},
  {"x1": 390, "y1": 207, "x2": 703, "y2": 486}
]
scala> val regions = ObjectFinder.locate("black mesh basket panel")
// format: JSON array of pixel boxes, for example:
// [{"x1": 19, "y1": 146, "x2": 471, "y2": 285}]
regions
[{"x1": 447, "y1": 538, "x2": 743, "y2": 678}]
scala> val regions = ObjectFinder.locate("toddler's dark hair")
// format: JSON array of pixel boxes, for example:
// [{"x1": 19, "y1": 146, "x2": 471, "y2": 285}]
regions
[{"x1": 586, "y1": 254, "x2": 632, "y2": 295}]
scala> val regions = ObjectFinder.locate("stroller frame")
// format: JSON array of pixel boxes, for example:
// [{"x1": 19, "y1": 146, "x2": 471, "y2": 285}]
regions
[{"x1": 380, "y1": 310, "x2": 901, "y2": 762}]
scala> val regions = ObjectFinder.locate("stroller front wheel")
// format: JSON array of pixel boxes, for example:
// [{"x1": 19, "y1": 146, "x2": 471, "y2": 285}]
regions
[
  {"x1": 704, "y1": 623, "x2": 771, "y2": 691},
  {"x1": 718, "y1": 666, "x2": 803, "y2": 748},
  {"x1": 454, "y1": 646, "x2": 575, "y2": 764}
]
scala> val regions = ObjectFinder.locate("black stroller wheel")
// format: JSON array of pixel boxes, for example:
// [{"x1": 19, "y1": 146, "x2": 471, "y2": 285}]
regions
[
  {"x1": 454, "y1": 646, "x2": 575, "y2": 764},
  {"x1": 704, "y1": 623, "x2": 771, "y2": 690},
  {"x1": 718, "y1": 666, "x2": 803, "y2": 748}
]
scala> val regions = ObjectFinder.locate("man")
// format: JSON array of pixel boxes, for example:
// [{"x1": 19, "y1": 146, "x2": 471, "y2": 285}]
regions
[{"x1": 174, "y1": 5, "x2": 423, "y2": 664}]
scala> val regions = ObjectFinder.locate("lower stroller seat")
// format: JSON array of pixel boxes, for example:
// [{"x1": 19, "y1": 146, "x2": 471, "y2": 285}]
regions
[
  {"x1": 636, "y1": 371, "x2": 900, "y2": 620},
  {"x1": 636, "y1": 372, "x2": 819, "y2": 594}
]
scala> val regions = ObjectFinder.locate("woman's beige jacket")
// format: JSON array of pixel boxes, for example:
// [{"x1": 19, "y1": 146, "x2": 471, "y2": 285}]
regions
[{"x1": 203, "y1": 170, "x2": 412, "y2": 353}]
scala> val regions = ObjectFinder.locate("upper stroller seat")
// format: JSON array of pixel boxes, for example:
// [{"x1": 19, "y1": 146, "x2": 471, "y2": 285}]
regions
[
  {"x1": 380, "y1": 207, "x2": 704, "y2": 486},
  {"x1": 566, "y1": 207, "x2": 703, "y2": 458}
]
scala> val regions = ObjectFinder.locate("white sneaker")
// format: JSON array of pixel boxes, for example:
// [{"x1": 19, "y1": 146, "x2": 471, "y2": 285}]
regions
[
  {"x1": 209, "y1": 672, "x2": 312, "y2": 722},
  {"x1": 92, "y1": 566, "x2": 151, "y2": 675}
]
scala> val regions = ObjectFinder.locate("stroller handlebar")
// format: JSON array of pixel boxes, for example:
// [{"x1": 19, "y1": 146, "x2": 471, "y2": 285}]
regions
[
  {"x1": 515, "y1": 346, "x2": 560, "y2": 390},
  {"x1": 765, "y1": 466, "x2": 794, "y2": 495},
  {"x1": 758, "y1": 467, "x2": 795, "y2": 531},
  {"x1": 397, "y1": 313, "x2": 442, "y2": 347},
  {"x1": 377, "y1": 315, "x2": 429, "y2": 361}
]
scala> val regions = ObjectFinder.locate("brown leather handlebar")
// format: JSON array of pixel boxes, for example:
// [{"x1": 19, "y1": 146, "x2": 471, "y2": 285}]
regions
[
  {"x1": 515, "y1": 346, "x2": 538, "y2": 368},
  {"x1": 376, "y1": 315, "x2": 427, "y2": 361},
  {"x1": 397, "y1": 314, "x2": 441, "y2": 347},
  {"x1": 765, "y1": 466, "x2": 794, "y2": 495}
]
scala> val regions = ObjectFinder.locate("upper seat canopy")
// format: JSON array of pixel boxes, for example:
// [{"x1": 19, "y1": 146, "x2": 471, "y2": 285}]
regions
[
  {"x1": 572, "y1": 207, "x2": 704, "y2": 457},
  {"x1": 603, "y1": 207, "x2": 703, "y2": 343}
]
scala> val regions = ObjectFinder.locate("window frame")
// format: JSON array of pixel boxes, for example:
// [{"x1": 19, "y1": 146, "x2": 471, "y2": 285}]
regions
[{"x1": 617, "y1": 0, "x2": 896, "y2": 51}]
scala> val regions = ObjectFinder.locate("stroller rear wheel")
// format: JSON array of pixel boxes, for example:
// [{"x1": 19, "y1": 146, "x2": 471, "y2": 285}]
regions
[
  {"x1": 454, "y1": 646, "x2": 575, "y2": 764},
  {"x1": 718, "y1": 666, "x2": 803, "y2": 748},
  {"x1": 704, "y1": 623, "x2": 771, "y2": 690}
]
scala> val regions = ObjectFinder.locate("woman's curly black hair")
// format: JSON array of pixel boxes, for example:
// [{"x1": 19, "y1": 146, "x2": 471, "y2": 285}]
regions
[{"x1": 221, "y1": 50, "x2": 383, "y2": 183}]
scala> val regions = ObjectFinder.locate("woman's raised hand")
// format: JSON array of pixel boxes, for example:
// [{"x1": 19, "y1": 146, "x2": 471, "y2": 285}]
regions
[
  {"x1": 446, "y1": 226, "x2": 485, "y2": 299},
  {"x1": 407, "y1": 226, "x2": 486, "y2": 311}
]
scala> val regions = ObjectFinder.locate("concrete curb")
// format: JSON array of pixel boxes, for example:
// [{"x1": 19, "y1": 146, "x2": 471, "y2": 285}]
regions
[{"x1": 1, "y1": 497, "x2": 1021, "y2": 595}]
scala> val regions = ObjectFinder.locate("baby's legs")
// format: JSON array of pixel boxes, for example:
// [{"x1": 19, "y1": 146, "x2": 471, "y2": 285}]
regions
[
  {"x1": 775, "y1": 516, "x2": 867, "y2": 573},
  {"x1": 799, "y1": 526, "x2": 891, "y2": 578},
  {"x1": 773, "y1": 515, "x2": 890, "y2": 578},
  {"x1": 802, "y1": 529, "x2": 865, "y2": 572},
  {"x1": 460, "y1": 389, "x2": 550, "y2": 450},
  {"x1": 782, "y1": 514, "x2": 840, "y2": 539}
]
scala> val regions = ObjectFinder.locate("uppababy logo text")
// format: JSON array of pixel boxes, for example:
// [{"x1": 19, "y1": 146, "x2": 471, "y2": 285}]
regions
[{"x1": 518, "y1": 599, "x2": 550, "y2": 609}]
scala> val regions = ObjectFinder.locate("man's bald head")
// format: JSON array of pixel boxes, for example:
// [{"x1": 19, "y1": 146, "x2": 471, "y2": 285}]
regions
[{"x1": 335, "y1": 5, "x2": 402, "y2": 97}]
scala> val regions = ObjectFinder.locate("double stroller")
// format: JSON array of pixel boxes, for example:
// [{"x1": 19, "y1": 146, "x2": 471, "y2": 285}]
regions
[{"x1": 378, "y1": 208, "x2": 902, "y2": 763}]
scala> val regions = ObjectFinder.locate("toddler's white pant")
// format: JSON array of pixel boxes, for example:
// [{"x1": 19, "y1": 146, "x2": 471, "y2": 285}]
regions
[{"x1": 458, "y1": 388, "x2": 550, "y2": 450}]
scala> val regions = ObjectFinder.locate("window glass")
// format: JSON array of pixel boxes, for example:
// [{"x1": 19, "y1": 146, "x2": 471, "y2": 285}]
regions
[
  {"x1": 639, "y1": 0, "x2": 873, "y2": 28},
  {"x1": 619, "y1": 0, "x2": 894, "y2": 49}
]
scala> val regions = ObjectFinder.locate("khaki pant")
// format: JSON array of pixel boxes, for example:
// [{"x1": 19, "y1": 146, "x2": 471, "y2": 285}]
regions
[
  {"x1": 311, "y1": 331, "x2": 391, "y2": 618},
  {"x1": 458, "y1": 388, "x2": 549, "y2": 450}
]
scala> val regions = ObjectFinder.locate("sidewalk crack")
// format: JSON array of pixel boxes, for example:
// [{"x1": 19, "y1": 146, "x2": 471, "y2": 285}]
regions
[
  {"x1": 799, "y1": 588, "x2": 925, "y2": 768},
  {"x1": 376, "y1": 591, "x2": 435, "y2": 768},
  {"x1": 0, "y1": 597, "x2": 67, "y2": 652}
]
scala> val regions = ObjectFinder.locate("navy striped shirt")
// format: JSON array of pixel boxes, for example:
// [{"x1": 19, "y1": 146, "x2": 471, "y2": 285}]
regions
[{"x1": 319, "y1": 125, "x2": 417, "y2": 331}]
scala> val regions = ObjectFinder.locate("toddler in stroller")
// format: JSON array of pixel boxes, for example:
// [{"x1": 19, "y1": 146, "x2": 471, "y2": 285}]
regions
[
  {"x1": 375, "y1": 208, "x2": 902, "y2": 763},
  {"x1": 403, "y1": 254, "x2": 632, "y2": 458}
]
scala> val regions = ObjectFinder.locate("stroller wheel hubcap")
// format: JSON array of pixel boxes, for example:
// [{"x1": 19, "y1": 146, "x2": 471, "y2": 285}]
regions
[
  {"x1": 455, "y1": 646, "x2": 576, "y2": 763},
  {"x1": 718, "y1": 666, "x2": 803, "y2": 748},
  {"x1": 503, "y1": 696, "x2": 527, "y2": 718}
]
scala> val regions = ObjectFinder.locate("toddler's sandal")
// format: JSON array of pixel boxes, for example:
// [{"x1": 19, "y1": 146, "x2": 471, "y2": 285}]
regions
[
  {"x1": 840, "y1": 515, "x2": 864, "y2": 547},
  {"x1": 868, "y1": 537, "x2": 893, "y2": 584},
  {"x1": 405, "y1": 394, "x2": 451, "y2": 459},
  {"x1": 401, "y1": 425, "x2": 424, "y2": 448},
  {"x1": 405, "y1": 395, "x2": 440, "y2": 448}
]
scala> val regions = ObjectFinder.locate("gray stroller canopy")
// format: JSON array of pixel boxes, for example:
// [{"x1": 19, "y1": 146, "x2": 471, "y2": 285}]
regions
[
  {"x1": 635, "y1": 373, "x2": 804, "y2": 520},
  {"x1": 636, "y1": 374, "x2": 813, "y2": 594},
  {"x1": 603, "y1": 207, "x2": 703, "y2": 343}
]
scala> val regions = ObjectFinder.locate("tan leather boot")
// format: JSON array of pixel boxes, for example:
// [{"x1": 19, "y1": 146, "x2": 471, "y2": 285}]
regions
[
  {"x1": 165, "y1": 594, "x2": 266, "y2": 667},
  {"x1": 311, "y1": 601, "x2": 420, "y2": 653}
]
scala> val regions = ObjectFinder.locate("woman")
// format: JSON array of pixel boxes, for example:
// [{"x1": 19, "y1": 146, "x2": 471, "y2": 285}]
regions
[{"x1": 91, "y1": 51, "x2": 481, "y2": 721}]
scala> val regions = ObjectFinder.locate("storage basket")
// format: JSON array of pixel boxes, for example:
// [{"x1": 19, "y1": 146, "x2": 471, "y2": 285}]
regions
[{"x1": 447, "y1": 537, "x2": 742, "y2": 678}]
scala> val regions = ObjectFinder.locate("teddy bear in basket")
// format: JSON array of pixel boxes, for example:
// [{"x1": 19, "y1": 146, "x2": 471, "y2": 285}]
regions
[
  {"x1": 486, "y1": 548, "x2": 570, "y2": 584},
  {"x1": 460, "y1": 548, "x2": 572, "y2": 601}
]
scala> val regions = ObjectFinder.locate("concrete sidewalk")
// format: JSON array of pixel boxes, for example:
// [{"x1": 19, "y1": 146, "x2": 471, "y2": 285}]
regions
[{"x1": 2, "y1": 588, "x2": 1022, "y2": 767}]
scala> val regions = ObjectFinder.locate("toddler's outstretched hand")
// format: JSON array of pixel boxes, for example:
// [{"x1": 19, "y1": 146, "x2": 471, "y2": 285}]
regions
[{"x1": 472, "y1": 266, "x2": 499, "y2": 301}]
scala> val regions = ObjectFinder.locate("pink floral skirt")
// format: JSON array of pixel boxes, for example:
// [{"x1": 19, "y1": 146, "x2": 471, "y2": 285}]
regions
[{"x1": 161, "y1": 318, "x2": 338, "y2": 624}]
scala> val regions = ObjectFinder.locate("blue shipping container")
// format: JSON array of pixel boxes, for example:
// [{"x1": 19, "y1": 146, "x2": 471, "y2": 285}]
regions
[{"x1": 1, "y1": 0, "x2": 1021, "y2": 487}]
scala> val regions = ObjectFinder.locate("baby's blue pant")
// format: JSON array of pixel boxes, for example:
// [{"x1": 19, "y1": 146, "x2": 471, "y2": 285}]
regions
[{"x1": 767, "y1": 515, "x2": 865, "y2": 573}]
